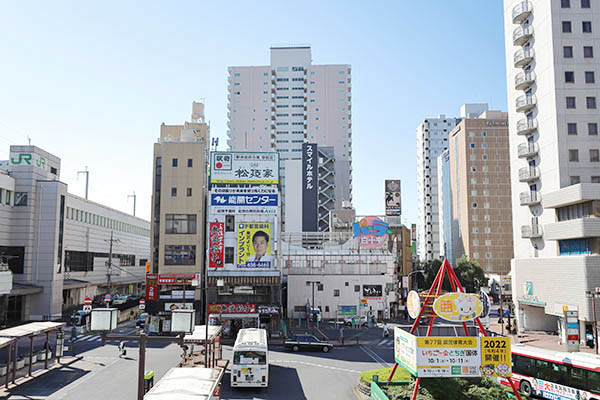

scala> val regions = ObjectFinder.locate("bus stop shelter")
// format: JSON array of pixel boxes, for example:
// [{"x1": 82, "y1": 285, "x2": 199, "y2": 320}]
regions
[
  {"x1": 0, "y1": 321, "x2": 66, "y2": 386},
  {"x1": 144, "y1": 367, "x2": 224, "y2": 400},
  {"x1": 183, "y1": 325, "x2": 222, "y2": 368},
  {"x1": 0, "y1": 337, "x2": 16, "y2": 388}
]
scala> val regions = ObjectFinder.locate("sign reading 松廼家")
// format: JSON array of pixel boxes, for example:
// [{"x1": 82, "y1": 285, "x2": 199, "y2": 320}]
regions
[{"x1": 210, "y1": 152, "x2": 279, "y2": 185}]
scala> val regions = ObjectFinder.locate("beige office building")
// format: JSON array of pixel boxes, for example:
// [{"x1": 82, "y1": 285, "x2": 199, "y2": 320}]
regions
[
  {"x1": 150, "y1": 102, "x2": 209, "y2": 292},
  {"x1": 446, "y1": 110, "x2": 514, "y2": 274}
]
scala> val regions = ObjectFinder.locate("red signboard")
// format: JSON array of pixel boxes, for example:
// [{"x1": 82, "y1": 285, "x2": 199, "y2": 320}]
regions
[
  {"x1": 157, "y1": 274, "x2": 196, "y2": 285},
  {"x1": 83, "y1": 297, "x2": 92, "y2": 306},
  {"x1": 140, "y1": 299, "x2": 145, "y2": 305},
  {"x1": 208, "y1": 304, "x2": 257, "y2": 314},
  {"x1": 146, "y1": 273, "x2": 158, "y2": 301},
  {"x1": 209, "y1": 222, "x2": 225, "y2": 268}
]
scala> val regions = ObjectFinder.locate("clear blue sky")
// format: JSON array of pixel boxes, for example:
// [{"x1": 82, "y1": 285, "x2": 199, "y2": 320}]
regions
[{"x1": 0, "y1": 1, "x2": 507, "y2": 224}]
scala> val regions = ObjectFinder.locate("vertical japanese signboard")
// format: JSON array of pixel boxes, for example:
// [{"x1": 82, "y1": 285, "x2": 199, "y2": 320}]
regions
[
  {"x1": 480, "y1": 337, "x2": 511, "y2": 377},
  {"x1": 385, "y1": 180, "x2": 402, "y2": 216},
  {"x1": 208, "y1": 222, "x2": 224, "y2": 268},
  {"x1": 302, "y1": 143, "x2": 318, "y2": 232},
  {"x1": 237, "y1": 222, "x2": 272, "y2": 268},
  {"x1": 145, "y1": 274, "x2": 158, "y2": 301}
]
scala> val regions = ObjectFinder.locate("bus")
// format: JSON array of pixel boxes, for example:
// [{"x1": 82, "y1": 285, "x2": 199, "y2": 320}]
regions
[
  {"x1": 231, "y1": 328, "x2": 268, "y2": 388},
  {"x1": 502, "y1": 344, "x2": 600, "y2": 399}
]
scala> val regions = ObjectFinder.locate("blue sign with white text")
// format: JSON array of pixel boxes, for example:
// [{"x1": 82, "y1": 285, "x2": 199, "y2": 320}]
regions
[{"x1": 211, "y1": 193, "x2": 278, "y2": 207}]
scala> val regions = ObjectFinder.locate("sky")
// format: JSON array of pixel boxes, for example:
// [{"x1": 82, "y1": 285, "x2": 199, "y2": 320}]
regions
[{"x1": 0, "y1": 1, "x2": 508, "y2": 225}]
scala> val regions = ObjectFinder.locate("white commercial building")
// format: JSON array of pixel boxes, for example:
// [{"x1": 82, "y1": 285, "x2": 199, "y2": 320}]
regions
[
  {"x1": 0, "y1": 145, "x2": 149, "y2": 324},
  {"x1": 504, "y1": 0, "x2": 600, "y2": 340},
  {"x1": 227, "y1": 46, "x2": 352, "y2": 231},
  {"x1": 282, "y1": 231, "x2": 397, "y2": 322}
]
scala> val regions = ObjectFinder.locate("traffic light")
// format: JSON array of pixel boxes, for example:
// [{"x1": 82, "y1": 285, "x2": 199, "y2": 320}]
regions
[{"x1": 145, "y1": 261, "x2": 151, "y2": 274}]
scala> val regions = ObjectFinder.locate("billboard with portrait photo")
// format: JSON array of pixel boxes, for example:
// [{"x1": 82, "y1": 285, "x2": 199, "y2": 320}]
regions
[{"x1": 236, "y1": 222, "x2": 272, "y2": 268}]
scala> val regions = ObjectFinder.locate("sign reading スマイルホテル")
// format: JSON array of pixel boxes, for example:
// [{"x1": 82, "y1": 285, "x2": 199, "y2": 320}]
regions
[
  {"x1": 302, "y1": 143, "x2": 318, "y2": 231},
  {"x1": 210, "y1": 152, "x2": 279, "y2": 185},
  {"x1": 208, "y1": 304, "x2": 257, "y2": 314}
]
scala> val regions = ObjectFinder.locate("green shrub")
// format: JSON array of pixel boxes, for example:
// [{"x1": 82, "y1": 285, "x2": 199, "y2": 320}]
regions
[{"x1": 360, "y1": 367, "x2": 411, "y2": 385}]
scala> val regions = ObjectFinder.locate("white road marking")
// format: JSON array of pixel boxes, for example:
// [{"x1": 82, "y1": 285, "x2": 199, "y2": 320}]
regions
[
  {"x1": 377, "y1": 339, "x2": 388, "y2": 346},
  {"x1": 269, "y1": 359, "x2": 361, "y2": 374},
  {"x1": 360, "y1": 345, "x2": 389, "y2": 368},
  {"x1": 77, "y1": 335, "x2": 92, "y2": 341}
]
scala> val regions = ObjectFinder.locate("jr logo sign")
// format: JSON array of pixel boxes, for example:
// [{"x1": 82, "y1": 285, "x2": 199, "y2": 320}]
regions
[
  {"x1": 10, "y1": 153, "x2": 32, "y2": 165},
  {"x1": 9, "y1": 153, "x2": 47, "y2": 170}
]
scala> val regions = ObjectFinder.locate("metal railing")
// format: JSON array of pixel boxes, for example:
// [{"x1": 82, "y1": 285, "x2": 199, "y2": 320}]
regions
[
  {"x1": 513, "y1": 25, "x2": 534, "y2": 46},
  {"x1": 512, "y1": 1, "x2": 532, "y2": 24},
  {"x1": 514, "y1": 48, "x2": 535, "y2": 67},
  {"x1": 517, "y1": 142, "x2": 539, "y2": 158},
  {"x1": 516, "y1": 118, "x2": 538, "y2": 135},
  {"x1": 515, "y1": 71, "x2": 536, "y2": 90}
]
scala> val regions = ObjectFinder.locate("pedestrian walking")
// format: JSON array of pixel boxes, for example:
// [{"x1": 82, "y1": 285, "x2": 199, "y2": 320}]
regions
[
  {"x1": 383, "y1": 322, "x2": 389, "y2": 338},
  {"x1": 118, "y1": 341, "x2": 126, "y2": 357},
  {"x1": 339, "y1": 326, "x2": 344, "y2": 345}
]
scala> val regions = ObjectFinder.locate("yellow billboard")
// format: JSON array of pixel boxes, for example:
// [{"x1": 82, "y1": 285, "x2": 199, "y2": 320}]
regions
[
  {"x1": 432, "y1": 292, "x2": 483, "y2": 322},
  {"x1": 236, "y1": 222, "x2": 272, "y2": 268}
]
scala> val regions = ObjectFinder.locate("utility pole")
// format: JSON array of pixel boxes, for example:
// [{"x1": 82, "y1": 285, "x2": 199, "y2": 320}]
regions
[
  {"x1": 128, "y1": 192, "x2": 137, "y2": 216},
  {"x1": 78, "y1": 166, "x2": 89, "y2": 200},
  {"x1": 104, "y1": 231, "x2": 120, "y2": 298}
]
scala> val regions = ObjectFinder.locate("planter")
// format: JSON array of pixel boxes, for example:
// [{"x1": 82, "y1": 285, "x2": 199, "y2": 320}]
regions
[
  {"x1": 30, "y1": 354, "x2": 37, "y2": 364},
  {"x1": 37, "y1": 351, "x2": 47, "y2": 361},
  {"x1": 16, "y1": 358, "x2": 25, "y2": 370},
  {"x1": 0, "y1": 364, "x2": 7, "y2": 377},
  {"x1": 24, "y1": 354, "x2": 37, "y2": 365}
]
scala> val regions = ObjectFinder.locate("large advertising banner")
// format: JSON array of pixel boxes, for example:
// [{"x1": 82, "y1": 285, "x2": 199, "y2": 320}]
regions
[
  {"x1": 208, "y1": 304, "x2": 257, "y2": 314},
  {"x1": 145, "y1": 274, "x2": 158, "y2": 301},
  {"x1": 338, "y1": 306, "x2": 357, "y2": 316},
  {"x1": 480, "y1": 337, "x2": 511, "y2": 378},
  {"x1": 385, "y1": 180, "x2": 402, "y2": 216},
  {"x1": 237, "y1": 222, "x2": 272, "y2": 268},
  {"x1": 208, "y1": 222, "x2": 224, "y2": 268},
  {"x1": 394, "y1": 327, "x2": 418, "y2": 376},
  {"x1": 210, "y1": 187, "x2": 278, "y2": 215},
  {"x1": 416, "y1": 337, "x2": 481, "y2": 377},
  {"x1": 362, "y1": 284, "x2": 383, "y2": 299},
  {"x1": 302, "y1": 143, "x2": 318, "y2": 232},
  {"x1": 210, "y1": 152, "x2": 279, "y2": 185}
]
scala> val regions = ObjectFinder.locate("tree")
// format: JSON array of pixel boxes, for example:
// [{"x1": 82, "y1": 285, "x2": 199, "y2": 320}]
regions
[
  {"x1": 422, "y1": 258, "x2": 443, "y2": 289},
  {"x1": 454, "y1": 255, "x2": 489, "y2": 293}
]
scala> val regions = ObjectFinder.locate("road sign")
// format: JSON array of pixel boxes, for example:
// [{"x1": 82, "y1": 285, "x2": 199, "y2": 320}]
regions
[
  {"x1": 139, "y1": 299, "x2": 146, "y2": 310},
  {"x1": 84, "y1": 297, "x2": 92, "y2": 306},
  {"x1": 105, "y1": 294, "x2": 111, "y2": 302}
]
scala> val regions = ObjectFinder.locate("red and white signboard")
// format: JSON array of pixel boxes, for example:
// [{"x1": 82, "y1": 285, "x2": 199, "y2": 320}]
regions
[
  {"x1": 209, "y1": 222, "x2": 225, "y2": 268},
  {"x1": 83, "y1": 297, "x2": 92, "y2": 312},
  {"x1": 139, "y1": 298, "x2": 145, "y2": 310},
  {"x1": 158, "y1": 274, "x2": 195, "y2": 285},
  {"x1": 146, "y1": 274, "x2": 158, "y2": 301}
]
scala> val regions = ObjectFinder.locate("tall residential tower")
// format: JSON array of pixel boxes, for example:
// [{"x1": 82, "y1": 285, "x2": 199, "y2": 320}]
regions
[{"x1": 227, "y1": 46, "x2": 352, "y2": 231}]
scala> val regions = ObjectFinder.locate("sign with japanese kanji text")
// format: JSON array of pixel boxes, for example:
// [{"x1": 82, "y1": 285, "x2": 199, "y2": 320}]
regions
[
  {"x1": 480, "y1": 337, "x2": 511, "y2": 377},
  {"x1": 208, "y1": 222, "x2": 224, "y2": 268},
  {"x1": 210, "y1": 152, "x2": 279, "y2": 185},
  {"x1": 208, "y1": 304, "x2": 257, "y2": 314},
  {"x1": 237, "y1": 222, "x2": 272, "y2": 269},
  {"x1": 394, "y1": 327, "x2": 417, "y2": 376},
  {"x1": 416, "y1": 336, "x2": 481, "y2": 377},
  {"x1": 210, "y1": 187, "x2": 278, "y2": 215}
]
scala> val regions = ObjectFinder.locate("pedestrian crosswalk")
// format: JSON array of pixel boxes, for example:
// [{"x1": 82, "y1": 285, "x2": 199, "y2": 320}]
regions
[{"x1": 373, "y1": 339, "x2": 394, "y2": 347}]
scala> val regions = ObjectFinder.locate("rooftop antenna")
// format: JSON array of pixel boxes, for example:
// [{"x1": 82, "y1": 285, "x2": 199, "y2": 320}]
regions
[
  {"x1": 27, "y1": 136, "x2": 31, "y2": 146},
  {"x1": 128, "y1": 191, "x2": 137, "y2": 216},
  {"x1": 77, "y1": 166, "x2": 89, "y2": 200}
]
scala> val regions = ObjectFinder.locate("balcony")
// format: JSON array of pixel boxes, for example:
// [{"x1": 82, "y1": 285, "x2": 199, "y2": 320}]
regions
[
  {"x1": 516, "y1": 118, "x2": 538, "y2": 135},
  {"x1": 519, "y1": 191, "x2": 542, "y2": 206},
  {"x1": 512, "y1": 1, "x2": 532, "y2": 24},
  {"x1": 513, "y1": 25, "x2": 534, "y2": 46},
  {"x1": 517, "y1": 142, "x2": 539, "y2": 158},
  {"x1": 518, "y1": 166, "x2": 540, "y2": 182},
  {"x1": 516, "y1": 94, "x2": 537, "y2": 113},
  {"x1": 515, "y1": 71, "x2": 536, "y2": 90},
  {"x1": 544, "y1": 218, "x2": 600, "y2": 240},
  {"x1": 514, "y1": 48, "x2": 535, "y2": 68},
  {"x1": 521, "y1": 224, "x2": 542, "y2": 238}
]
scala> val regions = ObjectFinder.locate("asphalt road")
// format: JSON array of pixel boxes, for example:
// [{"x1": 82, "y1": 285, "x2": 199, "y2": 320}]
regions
[{"x1": 3, "y1": 323, "x2": 398, "y2": 400}]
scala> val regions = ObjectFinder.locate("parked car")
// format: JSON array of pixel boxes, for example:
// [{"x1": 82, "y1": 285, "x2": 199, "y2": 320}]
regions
[
  {"x1": 71, "y1": 310, "x2": 90, "y2": 326},
  {"x1": 113, "y1": 295, "x2": 129, "y2": 305},
  {"x1": 343, "y1": 315, "x2": 368, "y2": 327},
  {"x1": 284, "y1": 334, "x2": 333, "y2": 353},
  {"x1": 308, "y1": 307, "x2": 321, "y2": 322},
  {"x1": 136, "y1": 312, "x2": 149, "y2": 328}
]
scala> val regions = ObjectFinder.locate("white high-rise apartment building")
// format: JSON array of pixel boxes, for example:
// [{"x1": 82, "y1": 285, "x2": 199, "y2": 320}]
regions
[
  {"x1": 504, "y1": 0, "x2": 600, "y2": 338},
  {"x1": 227, "y1": 46, "x2": 352, "y2": 231},
  {"x1": 416, "y1": 104, "x2": 487, "y2": 262}
]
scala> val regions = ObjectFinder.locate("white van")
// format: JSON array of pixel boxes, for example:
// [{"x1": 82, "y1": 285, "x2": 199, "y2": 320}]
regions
[{"x1": 231, "y1": 328, "x2": 268, "y2": 388}]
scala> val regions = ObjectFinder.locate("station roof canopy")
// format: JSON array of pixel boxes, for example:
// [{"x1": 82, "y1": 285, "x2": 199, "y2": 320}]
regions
[
  {"x1": 0, "y1": 337, "x2": 16, "y2": 349},
  {"x1": 0, "y1": 322, "x2": 66, "y2": 338},
  {"x1": 183, "y1": 325, "x2": 222, "y2": 344}
]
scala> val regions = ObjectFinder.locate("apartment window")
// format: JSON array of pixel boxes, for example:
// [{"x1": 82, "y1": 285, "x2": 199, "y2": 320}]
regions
[
  {"x1": 470, "y1": 154, "x2": 476, "y2": 161},
  {"x1": 565, "y1": 71, "x2": 575, "y2": 83},
  {"x1": 14, "y1": 192, "x2": 27, "y2": 206},
  {"x1": 590, "y1": 149, "x2": 600, "y2": 162},
  {"x1": 571, "y1": 176, "x2": 581, "y2": 184},
  {"x1": 484, "y1": 202, "x2": 490, "y2": 209},
  {"x1": 484, "y1": 215, "x2": 490, "y2": 221},
  {"x1": 482, "y1": 166, "x2": 489, "y2": 172},
  {"x1": 482, "y1": 143, "x2": 488, "y2": 149},
  {"x1": 485, "y1": 240, "x2": 492, "y2": 246},
  {"x1": 584, "y1": 46, "x2": 594, "y2": 58},
  {"x1": 472, "y1": 202, "x2": 478, "y2": 208},
  {"x1": 469, "y1": 132, "x2": 475, "y2": 137},
  {"x1": 483, "y1": 178, "x2": 489, "y2": 184},
  {"x1": 164, "y1": 245, "x2": 196, "y2": 265},
  {"x1": 592, "y1": 176, "x2": 600, "y2": 183},
  {"x1": 473, "y1": 227, "x2": 479, "y2": 233},
  {"x1": 333, "y1": 289, "x2": 340, "y2": 297},
  {"x1": 568, "y1": 123, "x2": 578, "y2": 135},
  {"x1": 171, "y1": 187, "x2": 177, "y2": 196},
  {"x1": 563, "y1": 21, "x2": 572, "y2": 33},
  {"x1": 585, "y1": 71, "x2": 595, "y2": 83},
  {"x1": 472, "y1": 215, "x2": 479, "y2": 221},
  {"x1": 483, "y1": 190, "x2": 489, "y2": 196},
  {"x1": 470, "y1": 143, "x2": 475, "y2": 149},
  {"x1": 186, "y1": 188, "x2": 192, "y2": 197},
  {"x1": 561, "y1": 0, "x2": 570, "y2": 7},
  {"x1": 583, "y1": 21, "x2": 592, "y2": 33},
  {"x1": 471, "y1": 190, "x2": 478, "y2": 196},
  {"x1": 473, "y1": 252, "x2": 480, "y2": 259},
  {"x1": 187, "y1": 159, "x2": 193, "y2": 167},
  {"x1": 587, "y1": 97, "x2": 597, "y2": 109},
  {"x1": 589, "y1": 123, "x2": 598, "y2": 135},
  {"x1": 224, "y1": 247, "x2": 234, "y2": 264},
  {"x1": 566, "y1": 97, "x2": 576, "y2": 108},
  {"x1": 165, "y1": 214, "x2": 196, "y2": 234},
  {"x1": 564, "y1": 46, "x2": 574, "y2": 58},
  {"x1": 172, "y1": 158, "x2": 178, "y2": 167},
  {"x1": 559, "y1": 239, "x2": 591, "y2": 255},
  {"x1": 354, "y1": 285, "x2": 360, "y2": 292},
  {"x1": 471, "y1": 178, "x2": 477, "y2": 184},
  {"x1": 582, "y1": 0, "x2": 591, "y2": 7},
  {"x1": 482, "y1": 154, "x2": 488, "y2": 160},
  {"x1": 569, "y1": 149, "x2": 579, "y2": 161},
  {"x1": 473, "y1": 240, "x2": 479, "y2": 246}
]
